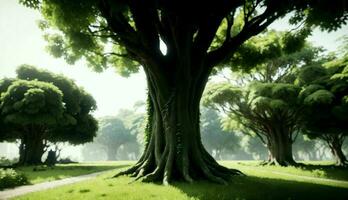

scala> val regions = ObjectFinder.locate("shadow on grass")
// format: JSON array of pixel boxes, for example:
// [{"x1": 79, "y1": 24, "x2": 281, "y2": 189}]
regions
[
  {"x1": 173, "y1": 175, "x2": 348, "y2": 200},
  {"x1": 236, "y1": 161, "x2": 348, "y2": 181},
  {"x1": 294, "y1": 163, "x2": 348, "y2": 181},
  {"x1": 79, "y1": 189, "x2": 91, "y2": 193}
]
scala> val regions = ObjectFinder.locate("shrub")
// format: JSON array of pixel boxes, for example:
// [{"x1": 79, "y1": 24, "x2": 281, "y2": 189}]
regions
[
  {"x1": 0, "y1": 157, "x2": 18, "y2": 166},
  {"x1": 0, "y1": 168, "x2": 28, "y2": 190},
  {"x1": 58, "y1": 157, "x2": 77, "y2": 164}
]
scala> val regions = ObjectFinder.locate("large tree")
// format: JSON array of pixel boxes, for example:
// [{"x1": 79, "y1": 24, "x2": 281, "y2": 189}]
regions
[
  {"x1": 204, "y1": 82, "x2": 303, "y2": 166},
  {"x1": 299, "y1": 55, "x2": 348, "y2": 166},
  {"x1": 20, "y1": 0, "x2": 348, "y2": 183},
  {"x1": 0, "y1": 65, "x2": 98, "y2": 165},
  {"x1": 0, "y1": 79, "x2": 64, "y2": 165},
  {"x1": 203, "y1": 32, "x2": 323, "y2": 166}
]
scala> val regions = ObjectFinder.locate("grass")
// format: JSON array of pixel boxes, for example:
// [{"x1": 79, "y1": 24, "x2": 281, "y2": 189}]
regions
[
  {"x1": 11, "y1": 161, "x2": 128, "y2": 184},
  {"x1": 13, "y1": 161, "x2": 348, "y2": 200},
  {"x1": 222, "y1": 161, "x2": 348, "y2": 181}
]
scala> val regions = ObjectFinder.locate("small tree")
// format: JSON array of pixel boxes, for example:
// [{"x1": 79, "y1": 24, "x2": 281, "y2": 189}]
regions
[{"x1": 0, "y1": 65, "x2": 98, "y2": 165}]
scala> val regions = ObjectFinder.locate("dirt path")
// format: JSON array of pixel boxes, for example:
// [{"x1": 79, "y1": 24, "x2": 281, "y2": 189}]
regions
[{"x1": 0, "y1": 170, "x2": 110, "y2": 200}]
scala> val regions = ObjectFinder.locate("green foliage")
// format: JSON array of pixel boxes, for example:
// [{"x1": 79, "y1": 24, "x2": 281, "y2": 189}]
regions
[
  {"x1": 251, "y1": 83, "x2": 301, "y2": 106},
  {"x1": 292, "y1": 0, "x2": 348, "y2": 32},
  {"x1": 1, "y1": 80, "x2": 64, "y2": 126},
  {"x1": 296, "y1": 65, "x2": 328, "y2": 86},
  {"x1": 204, "y1": 80, "x2": 303, "y2": 157},
  {"x1": 224, "y1": 30, "x2": 314, "y2": 73},
  {"x1": 0, "y1": 157, "x2": 18, "y2": 166},
  {"x1": 97, "y1": 117, "x2": 133, "y2": 148},
  {"x1": 18, "y1": 0, "x2": 348, "y2": 77},
  {"x1": 299, "y1": 52, "x2": 348, "y2": 141},
  {"x1": 0, "y1": 168, "x2": 28, "y2": 189},
  {"x1": 203, "y1": 83, "x2": 243, "y2": 108},
  {"x1": 303, "y1": 90, "x2": 334, "y2": 106},
  {"x1": 16, "y1": 65, "x2": 97, "y2": 114},
  {"x1": 0, "y1": 65, "x2": 98, "y2": 164},
  {"x1": 52, "y1": 114, "x2": 98, "y2": 145},
  {"x1": 222, "y1": 31, "x2": 323, "y2": 85},
  {"x1": 83, "y1": 109, "x2": 143, "y2": 161}
]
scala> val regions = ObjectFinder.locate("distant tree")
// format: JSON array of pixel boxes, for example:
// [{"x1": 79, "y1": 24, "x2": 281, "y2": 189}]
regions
[
  {"x1": 97, "y1": 117, "x2": 135, "y2": 160},
  {"x1": 21, "y1": 0, "x2": 348, "y2": 183},
  {"x1": 81, "y1": 142, "x2": 106, "y2": 161},
  {"x1": 239, "y1": 134, "x2": 267, "y2": 160},
  {"x1": 0, "y1": 65, "x2": 98, "y2": 165},
  {"x1": 82, "y1": 108, "x2": 145, "y2": 161},
  {"x1": 292, "y1": 133, "x2": 318, "y2": 161},
  {"x1": 200, "y1": 108, "x2": 240, "y2": 160},
  {"x1": 299, "y1": 54, "x2": 348, "y2": 166},
  {"x1": 203, "y1": 32, "x2": 323, "y2": 166},
  {"x1": 204, "y1": 82, "x2": 303, "y2": 166}
]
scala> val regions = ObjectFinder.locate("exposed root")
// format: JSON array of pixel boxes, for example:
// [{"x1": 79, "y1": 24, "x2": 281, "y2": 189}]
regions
[
  {"x1": 113, "y1": 152, "x2": 243, "y2": 185},
  {"x1": 113, "y1": 102, "x2": 243, "y2": 185},
  {"x1": 335, "y1": 161, "x2": 348, "y2": 167},
  {"x1": 259, "y1": 159, "x2": 299, "y2": 167}
]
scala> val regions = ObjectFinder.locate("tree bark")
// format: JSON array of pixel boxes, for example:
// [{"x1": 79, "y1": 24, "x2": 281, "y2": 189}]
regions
[
  {"x1": 326, "y1": 134, "x2": 347, "y2": 166},
  {"x1": 266, "y1": 127, "x2": 296, "y2": 166},
  {"x1": 115, "y1": 59, "x2": 243, "y2": 184},
  {"x1": 18, "y1": 128, "x2": 45, "y2": 166}
]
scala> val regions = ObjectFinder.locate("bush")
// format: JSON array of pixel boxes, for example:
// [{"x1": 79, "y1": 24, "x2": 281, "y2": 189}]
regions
[
  {"x1": 58, "y1": 157, "x2": 78, "y2": 164},
  {"x1": 0, "y1": 168, "x2": 28, "y2": 190},
  {"x1": 0, "y1": 157, "x2": 18, "y2": 166}
]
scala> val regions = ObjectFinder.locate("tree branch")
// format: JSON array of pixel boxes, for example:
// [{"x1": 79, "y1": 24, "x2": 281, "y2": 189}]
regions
[{"x1": 207, "y1": 5, "x2": 282, "y2": 67}]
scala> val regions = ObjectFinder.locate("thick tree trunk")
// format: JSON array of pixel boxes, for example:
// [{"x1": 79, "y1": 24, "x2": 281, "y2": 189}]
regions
[
  {"x1": 326, "y1": 135, "x2": 347, "y2": 166},
  {"x1": 266, "y1": 128, "x2": 296, "y2": 166},
  {"x1": 18, "y1": 129, "x2": 45, "y2": 166},
  {"x1": 115, "y1": 62, "x2": 242, "y2": 184}
]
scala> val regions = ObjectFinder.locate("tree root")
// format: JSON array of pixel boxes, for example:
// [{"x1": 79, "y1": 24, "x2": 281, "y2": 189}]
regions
[
  {"x1": 113, "y1": 150, "x2": 243, "y2": 185},
  {"x1": 259, "y1": 159, "x2": 299, "y2": 167},
  {"x1": 335, "y1": 161, "x2": 348, "y2": 167}
]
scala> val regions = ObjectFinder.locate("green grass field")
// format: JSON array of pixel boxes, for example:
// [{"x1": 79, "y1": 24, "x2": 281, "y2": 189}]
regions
[
  {"x1": 14, "y1": 162, "x2": 127, "y2": 184},
  {"x1": 13, "y1": 161, "x2": 348, "y2": 200},
  {"x1": 222, "y1": 161, "x2": 348, "y2": 181}
]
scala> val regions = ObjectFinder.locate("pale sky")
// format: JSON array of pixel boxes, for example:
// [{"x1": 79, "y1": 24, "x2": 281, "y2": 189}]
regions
[
  {"x1": 0, "y1": 0, "x2": 347, "y2": 118},
  {"x1": 0, "y1": 0, "x2": 147, "y2": 117}
]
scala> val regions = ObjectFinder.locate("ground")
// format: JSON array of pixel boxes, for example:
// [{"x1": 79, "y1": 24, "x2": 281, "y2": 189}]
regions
[
  {"x1": 14, "y1": 162, "x2": 125, "y2": 184},
  {"x1": 9, "y1": 161, "x2": 348, "y2": 200}
]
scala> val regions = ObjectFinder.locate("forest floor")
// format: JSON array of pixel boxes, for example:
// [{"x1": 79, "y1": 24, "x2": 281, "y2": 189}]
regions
[{"x1": 4, "y1": 161, "x2": 347, "y2": 200}]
